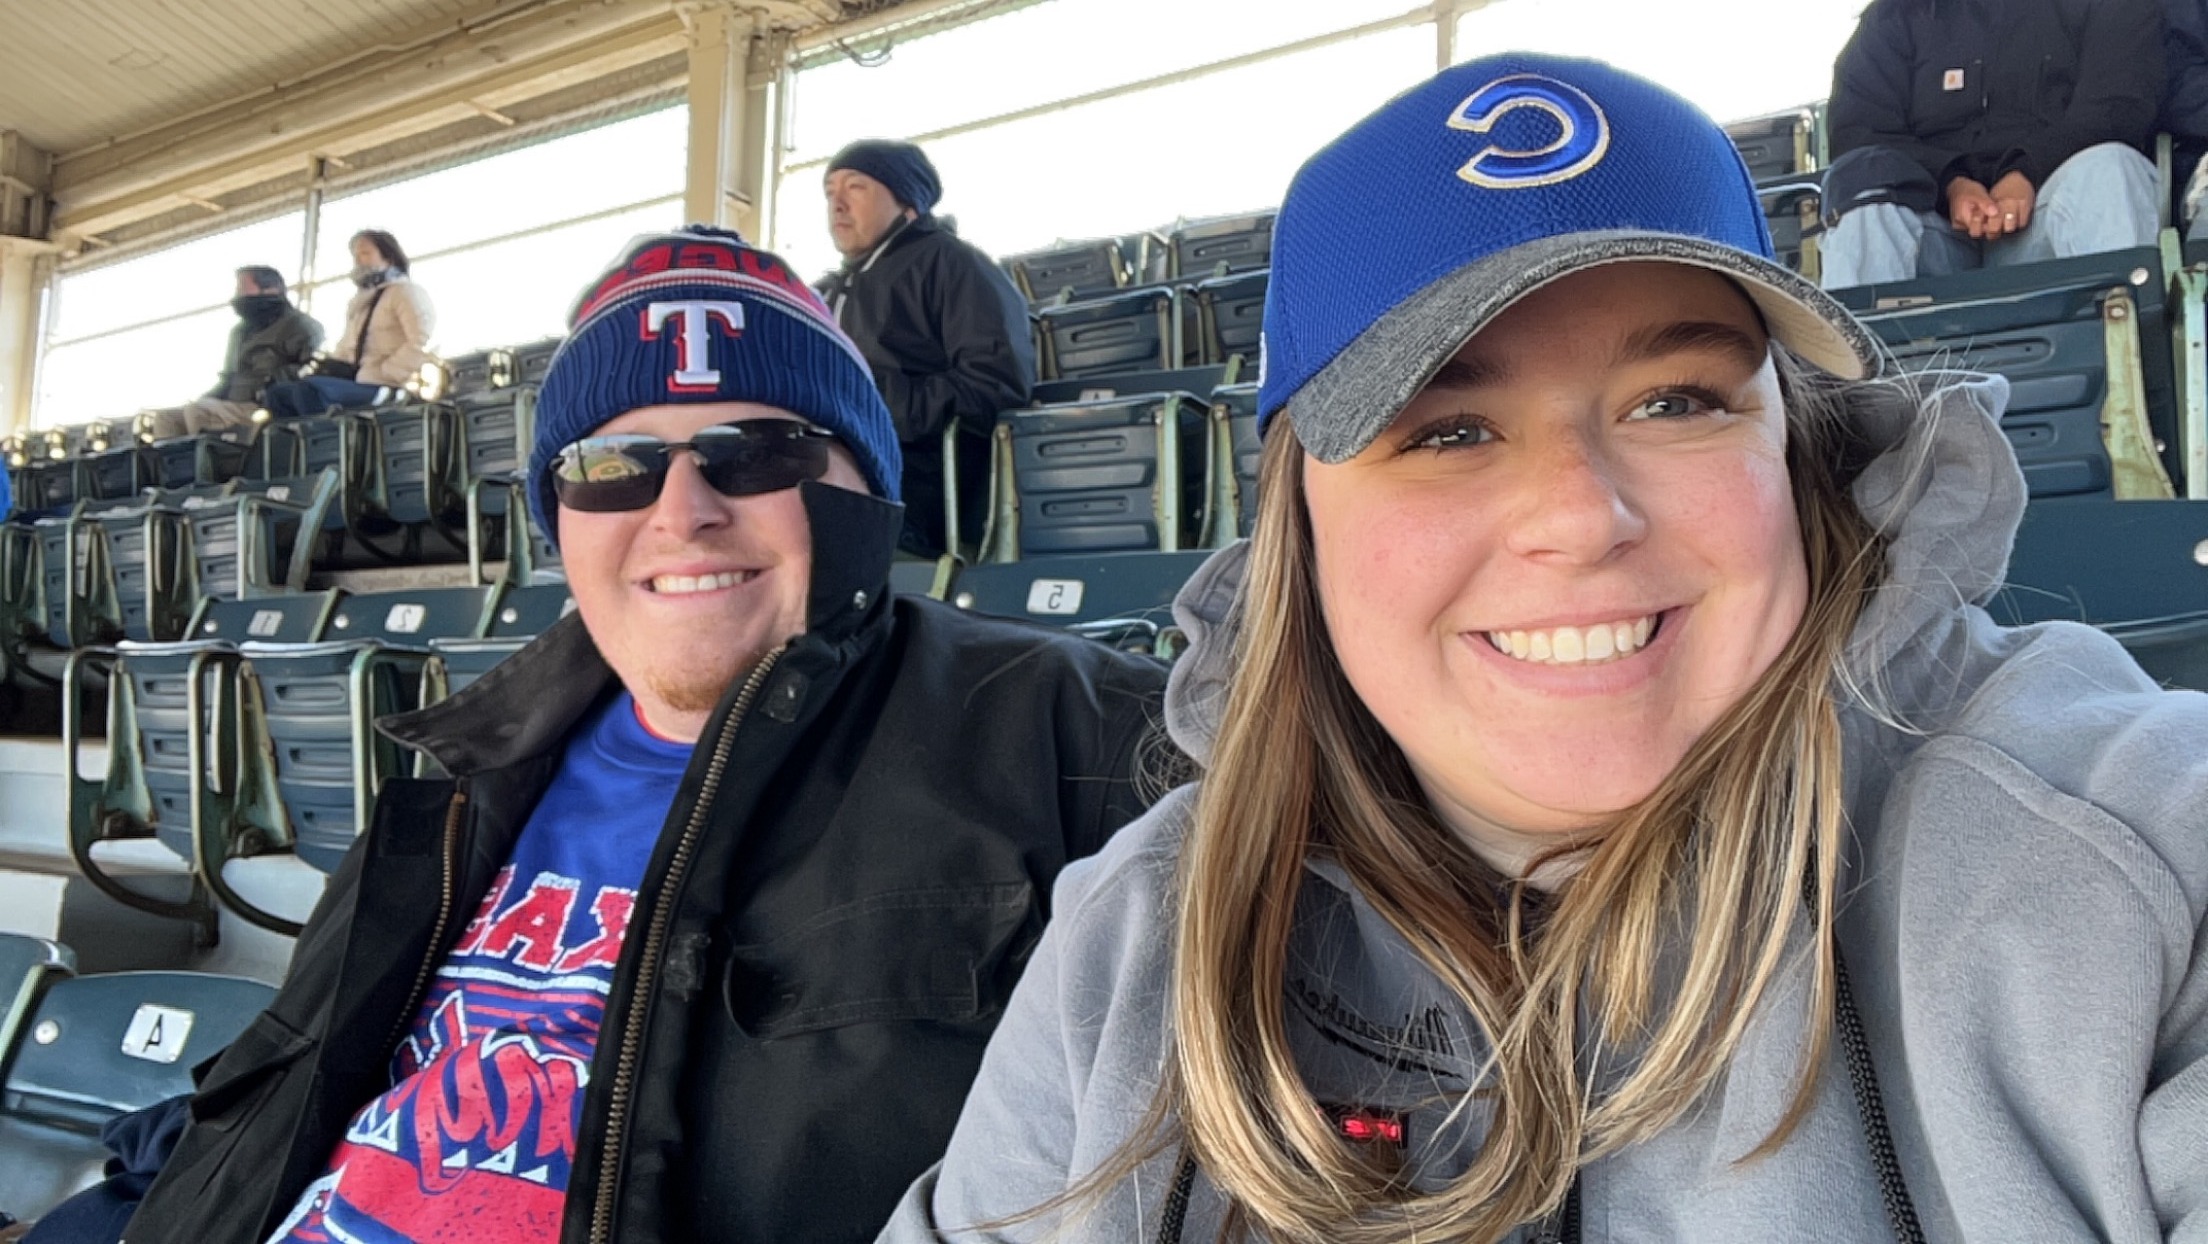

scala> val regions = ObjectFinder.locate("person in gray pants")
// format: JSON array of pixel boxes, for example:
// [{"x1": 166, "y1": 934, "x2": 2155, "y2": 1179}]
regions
[{"x1": 1819, "y1": 0, "x2": 2164, "y2": 287}]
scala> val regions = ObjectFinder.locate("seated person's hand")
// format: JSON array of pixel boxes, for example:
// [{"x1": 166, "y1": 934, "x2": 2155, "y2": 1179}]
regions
[
  {"x1": 1985, "y1": 171, "x2": 2037, "y2": 239},
  {"x1": 1945, "y1": 177, "x2": 1999, "y2": 238}
]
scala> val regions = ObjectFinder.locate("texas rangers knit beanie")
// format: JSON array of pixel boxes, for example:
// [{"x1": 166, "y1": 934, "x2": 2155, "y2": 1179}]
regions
[
  {"x1": 529, "y1": 225, "x2": 901, "y2": 543},
  {"x1": 825, "y1": 140, "x2": 943, "y2": 215}
]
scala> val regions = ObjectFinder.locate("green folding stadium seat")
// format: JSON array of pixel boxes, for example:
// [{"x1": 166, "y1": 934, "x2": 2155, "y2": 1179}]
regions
[
  {"x1": 63, "y1": 591, "x2": 341, "y2": 941},
  {"x1": 1168, "y1": 212, "x2": 1273, "y2": 281},
  {"x1": 0, "y1": 970, "x2": 274, "y2": 1221},
  {"x1": 1003, "y1": 238, "x2": 1130, "y2": 304},
  {"x1": 426, "y1": 582, "x2": 572, "y2": 695},
  {"x1": 1832, "y1": 249, "x2": 2176, "y2": 501},
  {"x1": 1192, "y1": 268, "x2": 1266, "y2": 374},
  {"x1": 983, "y1": 392, "x2": 1209, "y2": 559},
  {"x1": 1038, "y1": 286, "x2": 1183, "y2": 380},
  {"x1": 241, "y1": 585, "x2": 496, "y2": 875}
]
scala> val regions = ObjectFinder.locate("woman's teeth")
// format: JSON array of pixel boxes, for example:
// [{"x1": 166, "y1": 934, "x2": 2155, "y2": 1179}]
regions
[
  {"x1": 650, "y1": 570, "x2": 755, "y2": 595},
  {"x1": 1485, "y1": 615, "x2": 1658, "y2": 665}
]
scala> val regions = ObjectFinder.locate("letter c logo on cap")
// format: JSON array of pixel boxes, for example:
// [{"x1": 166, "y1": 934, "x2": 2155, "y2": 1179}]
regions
[{"x1": 1446, "y1": 73, "x2": 1611, "y2": 190}]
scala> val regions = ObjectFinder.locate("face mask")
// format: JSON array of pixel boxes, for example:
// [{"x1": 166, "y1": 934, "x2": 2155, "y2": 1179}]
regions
[
  {"x1": 231, "y1": 293, "x2": 288, "y2": 323},
  {"x1": 351, "y1": 263, "x2": 393, "y2": 288}
]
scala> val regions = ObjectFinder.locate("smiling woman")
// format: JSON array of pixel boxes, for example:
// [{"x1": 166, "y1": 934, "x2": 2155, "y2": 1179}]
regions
[{"x1": 878, "y1": 50, "x2": 2208, "y2": 1244}]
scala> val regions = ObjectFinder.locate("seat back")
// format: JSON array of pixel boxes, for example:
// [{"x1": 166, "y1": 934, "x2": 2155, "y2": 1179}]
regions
[
  {"x1": 1006, "y1": 239, "x2": 1128, "y2": 303},
  {"x1": 129, "y1": 591, "x2": 340, "y2": 862},
  {"x1": 1723, "y1": 108, "x2": 1816, "y2": 180},
  {"x1": 444, "y1": 349, "x2": 500, "y2": 402},
  {"x1": 20, "y1": 458, "x2": 84, "y2": 514},
  {"x1": 1038, "y1": 287, "x2": 1182, "y2": 380},
  {"x1": 1004, "y1": 393, "x2": 1208, "y2": 555},
  {"x1": 428, "y1": 583, "x2": 574, "y2": 694},
  {"x1": 246, "y1": 586, "x2": 493, "y2": 871},
  {"x1": 32, "y1": 507, "x2": 121, "y2": 649},
  {"x1": 373, "y1": 403, "x2": 462, "y2": 527},
  {"x1": 84, "y1": 446, "x2": 150, "y2": 501},
  {"x1": 1169, "y1": 212, "x2": 1274, "y2": 280},
  {"x1": 0, "y1": 971, "x2": 274, "y2": 1221},
  {"x1": 1834, "y1": 249, "x2": 2175, "y2": 500},
  {"x1": 88, "y1": 494, "x2": 196, "y2": 644},
  {"x1": 510, "y1": 338, "x2": 562, "y2": 389},
  {"x1": 1193, "y1": 269, "x2": 1267, "y2": 369}
]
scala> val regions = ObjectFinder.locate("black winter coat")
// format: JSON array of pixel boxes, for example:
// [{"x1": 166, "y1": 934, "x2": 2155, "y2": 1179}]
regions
[
  {"x1": 213, "y1": 303, "x2": 323, "y2": 404},
  {"x1": 818, "y1": 217, "x2": 1035, "y2": 558},
  {"x1": 1828, "y1": 0, "x2": 2164, "y2": 194},
  {"x1": 124, "y1": 484, "x2": 1166, "y2": 1244}
]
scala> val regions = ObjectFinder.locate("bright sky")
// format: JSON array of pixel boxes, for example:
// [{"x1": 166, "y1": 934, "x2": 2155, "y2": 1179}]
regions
[{"x1": 35, "y1": 0, "x2": 1873, "y2": 427}]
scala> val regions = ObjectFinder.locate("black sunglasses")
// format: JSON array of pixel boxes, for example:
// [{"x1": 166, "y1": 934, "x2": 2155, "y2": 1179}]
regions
[{"x1": 552, "y1": 419, "x2": 836, "y2": 513}]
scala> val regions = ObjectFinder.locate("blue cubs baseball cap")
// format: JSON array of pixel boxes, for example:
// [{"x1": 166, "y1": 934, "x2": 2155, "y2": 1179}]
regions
[{"x1": 1257, "y1": 53, "x2": 1881, "y2": 461}]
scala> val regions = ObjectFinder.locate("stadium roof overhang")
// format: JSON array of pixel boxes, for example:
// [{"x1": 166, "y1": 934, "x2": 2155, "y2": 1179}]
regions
[{"x1": 0, "y1": 0, "x2": 1017, "y2": 257}]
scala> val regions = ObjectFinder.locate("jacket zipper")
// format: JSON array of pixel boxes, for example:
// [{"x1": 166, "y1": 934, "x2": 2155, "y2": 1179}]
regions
[
  {"x1": 587, "y1": 650, "x2": 785, "y2": 1244},
  {"x1": 381, "y1": 786, "x2": 468, "y2": 1060}
]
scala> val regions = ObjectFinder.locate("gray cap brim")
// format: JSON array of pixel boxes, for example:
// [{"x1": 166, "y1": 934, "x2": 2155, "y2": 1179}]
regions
[{"x1": 1285, "y1": 231, "x2": 1885, "y2": 463}]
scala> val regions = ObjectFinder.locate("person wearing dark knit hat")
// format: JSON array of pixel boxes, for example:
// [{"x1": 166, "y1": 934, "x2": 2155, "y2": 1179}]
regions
[
  {"x1": 820, "y1": 139, "x2": 1035, "y2": 559},
  {"x1": 114, "y1": 225, "x2": 1167, "y2": 1244}
]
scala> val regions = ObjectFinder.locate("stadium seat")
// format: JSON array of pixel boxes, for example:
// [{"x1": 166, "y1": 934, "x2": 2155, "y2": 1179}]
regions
[
  {"x1": 1993, "y1": 498, "x2": 2208, "y2": 691},
  {"x1": 428, "y1": 582, "x2": 573, "y2": 694},
  {"x1": 1192, "y1": 269, "x2": 1266, "y2": 371},
  {"x1": 509, "y1": 338, "x2": 561, "y2": 389},
  {"x1": 1037, "y1": 286, "x2": 1183, "y2": 380},
  {"x1": 29, "y1": 502, "x2": 123, "y2": 650},
  {"x1": 82, "y1": 489, "x2": 200, "y2": 643},
  {"x1": 243, "y1": 585, "x2": 495, "y2": 875},
  {"x1": 182, "y1": 467, "x2": 339, "y2": 598},
  {"x1": 0, "y1": 970, "x2": 275, "y2": 1222},
  {"x1": 1004, "y1": 238, "x2": 1130, "y2": 303},
  {"x1": 1204, "y1": 384, "x2": 1261, "y2": 544},
  {"x1": 951, "y1": 550, "x2": 1210, "y2": 657},
  {"x1": 985, "y1": 392, "x2": 1209, "y2": 558},
  {"x1": 1169, "y1": 212, "x2": 1273, "y2": 280},
  {"x1": 1723, "y1": 107, "x2": 1818, "y2": 182},
  {"x1": 63, "y1": 591, "x2": 342, "y2": 940},
  {"x1": 143, "y1": 424, "x2": 254, "y2": 490},
  {"x1": 1831, "y1": 248, "x2": 2177, "y2": 501},
  {"x1": 887, "y1": 557, "x2": 957, "y2": 601},
  {"x1": 443, "y1": 347, "x2": 500, "y2": 402},
  {"x1": 1031, "y1": 364, "x2": 1233, "y2": 408}
]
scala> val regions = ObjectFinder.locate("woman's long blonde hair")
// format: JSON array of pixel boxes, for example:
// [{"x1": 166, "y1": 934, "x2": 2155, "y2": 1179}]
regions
[{"x1": 1161, "y1": 351, "x2": 1898, "y2": 1242}]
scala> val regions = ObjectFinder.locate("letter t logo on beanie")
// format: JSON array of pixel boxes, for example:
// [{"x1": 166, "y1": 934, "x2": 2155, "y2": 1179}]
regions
[{"x1": 643, "y1": 300, "x2": 747, "y2": 392}]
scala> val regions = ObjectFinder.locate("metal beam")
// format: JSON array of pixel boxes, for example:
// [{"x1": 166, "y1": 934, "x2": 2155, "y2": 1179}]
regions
[{"x1": 53, "y1": 6, "x2": 686, "y2": 241}]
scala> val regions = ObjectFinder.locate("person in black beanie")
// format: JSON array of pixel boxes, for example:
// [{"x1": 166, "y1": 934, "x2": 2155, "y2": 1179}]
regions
[{"x1": 818, "y1": 138, "x2": 1035, "y2": 559}]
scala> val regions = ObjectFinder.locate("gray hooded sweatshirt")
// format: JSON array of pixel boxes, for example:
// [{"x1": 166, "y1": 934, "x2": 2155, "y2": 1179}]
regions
[{"x1": 878, "y1": 374, "x2": 2208, "y2": 1243}]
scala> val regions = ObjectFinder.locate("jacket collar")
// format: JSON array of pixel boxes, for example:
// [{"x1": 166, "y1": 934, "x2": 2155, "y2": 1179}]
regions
[{"x1": 379, "y1": 481, "x2": 904, "y2": 773}]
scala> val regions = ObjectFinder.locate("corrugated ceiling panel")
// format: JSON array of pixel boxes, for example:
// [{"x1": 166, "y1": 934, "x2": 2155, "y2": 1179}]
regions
[{"x1": 0, "y1": 0, "x2": 526, "y2": 154}]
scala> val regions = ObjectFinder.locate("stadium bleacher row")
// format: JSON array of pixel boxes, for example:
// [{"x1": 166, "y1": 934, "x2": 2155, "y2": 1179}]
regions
[{"x1": 4, "y1": 105, "x2": 2208, "y2": 984}]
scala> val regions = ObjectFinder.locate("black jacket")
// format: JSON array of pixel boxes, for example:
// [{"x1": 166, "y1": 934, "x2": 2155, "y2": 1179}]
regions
[
  {"x1": 818, "y1": 217, "x2": 1035, "y2": 558},
  {"x1": 125, "y1": 484, "x2": 1166, "y2": 1244},
  {"x1": 2168, "y1": 0, "x2": 2208, "y2": 143},
  {"x1": 212, "y1": 303, "x2": 323, "y2": 404},
  {"x1": 1828, "y1": 0, "x2": 2164, "y2": 194}
]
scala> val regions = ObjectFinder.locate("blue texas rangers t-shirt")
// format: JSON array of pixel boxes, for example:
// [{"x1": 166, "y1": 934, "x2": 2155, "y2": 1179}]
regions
[{"x1": 269, "y1": 690, "x2": 691, "y2": 1244}]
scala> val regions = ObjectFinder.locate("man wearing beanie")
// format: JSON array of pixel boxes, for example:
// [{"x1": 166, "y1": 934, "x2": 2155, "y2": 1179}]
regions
[
  {"x1": 113, "y1": 227, "x2": 1165, "y2": 1244},
  {"x1": 818, "y1": 138, "x2": 1034, "y2": 558}
]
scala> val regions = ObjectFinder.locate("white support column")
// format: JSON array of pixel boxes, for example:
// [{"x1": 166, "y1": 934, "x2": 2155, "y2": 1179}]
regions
[
  {"x1": 0, "y1": 238, "x2": 60, "y2": 434},
  {"x1": 1435, "y1": 0, "x2": 1458, "y2": 70},
  {"x1": 683, "y1": 4, "x2": 778, "y2": 240}
]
